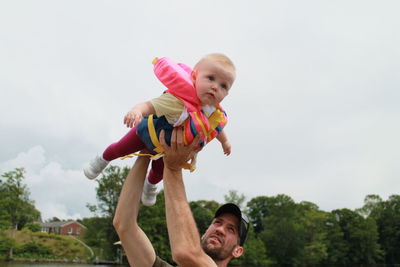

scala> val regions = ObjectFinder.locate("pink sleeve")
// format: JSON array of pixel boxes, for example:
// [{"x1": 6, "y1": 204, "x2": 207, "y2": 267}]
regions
[{"x1": 153, "y1": 57, "x2": 200, "y2": 108}]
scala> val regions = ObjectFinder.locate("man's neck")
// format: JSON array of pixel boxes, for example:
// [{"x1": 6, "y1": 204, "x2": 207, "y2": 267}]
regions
[{"x1": 215, "y1": 258, "x2": 230, "y2": 267}]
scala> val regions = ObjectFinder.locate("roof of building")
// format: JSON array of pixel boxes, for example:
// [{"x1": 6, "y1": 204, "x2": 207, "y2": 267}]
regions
[{"x1": 39, "y1": 220, "x2": 87, "y2": 228}]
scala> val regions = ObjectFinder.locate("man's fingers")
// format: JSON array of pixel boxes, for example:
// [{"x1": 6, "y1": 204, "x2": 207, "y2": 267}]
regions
[
  {"x1": 189, "y1": 133, "x2": 202, "y2": 150},
  {"x1": 176, "y1": 127, "x2": 184, "y2": 146},
  {"x1": 159, "y1": 130, "x2": 167, "y2": 148},
  {"x1": 161, "y1": 128, "x2": 201, "y2": 154},
  {"x1": 170, "y1": 128, "x2": 178, "y2": 150}
]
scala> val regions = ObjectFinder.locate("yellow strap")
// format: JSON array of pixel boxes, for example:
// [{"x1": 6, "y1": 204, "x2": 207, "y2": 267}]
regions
[
  {"x1": 148, "y1": 114, "x2": 164, "y2": 153},
  {"x1": 193, "y1": 112, "x2": 210, "y2": 141},
  {"x1": 183, "y1": 163, "x2": 196, "y2": 172},
  {"x1": 120, "y1": 153, "x2": 155, "y2": 160},
  {"x1": 121, "y1": 153, "x2": 194, "y2": 171},
  {"x1": 120, "y1": 112, "x2": 194, "y2": 171},
  {"x1": 152, "y1": 57, "x2": 159, "y2": 65},
  {"x1": 207, "y1": 108, "x2": 225, "y2": 132}
]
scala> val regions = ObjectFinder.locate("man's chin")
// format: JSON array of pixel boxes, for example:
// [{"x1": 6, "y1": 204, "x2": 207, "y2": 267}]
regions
[
  {"x1": 204, "y1": 238, "x2": 223, "y2": 251},
  {"x1": 202, "y1": 241, "x2": 226, "y2": 261}
]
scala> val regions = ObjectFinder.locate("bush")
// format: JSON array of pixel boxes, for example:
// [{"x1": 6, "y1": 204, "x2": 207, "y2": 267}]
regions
[
  {"x1": 15, "y1": 241, "x2": 52, "y2": 256},
  {"x1": 24, "y1": 223, "x2": 41, "y2": 232},
  {"x1": 0, "y1": 236, "x2": 15, "y2": 253}
]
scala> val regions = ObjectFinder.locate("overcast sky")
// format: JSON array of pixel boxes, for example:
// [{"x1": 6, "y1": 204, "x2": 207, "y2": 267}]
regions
[{"x1": 1, "y1": 1, "x2": 399, "y2": 220}]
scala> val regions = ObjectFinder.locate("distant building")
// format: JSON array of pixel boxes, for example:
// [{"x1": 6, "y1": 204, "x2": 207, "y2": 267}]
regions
[{"x1": 39, "y1": 221, "x2": 86, "y2": 236}]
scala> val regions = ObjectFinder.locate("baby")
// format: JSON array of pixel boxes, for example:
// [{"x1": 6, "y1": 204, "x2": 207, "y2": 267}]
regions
[{"x1": 84, "y1": 53, "x2": 235, "y2": 206}]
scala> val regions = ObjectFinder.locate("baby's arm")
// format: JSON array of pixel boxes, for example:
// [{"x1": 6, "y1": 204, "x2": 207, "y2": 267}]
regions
[
  {"x1": 216, "y1": 129, "x2": 231, "y2": 155},
  {"x1": 124, "y1": 101, "x2": 156, "y2": 128}
]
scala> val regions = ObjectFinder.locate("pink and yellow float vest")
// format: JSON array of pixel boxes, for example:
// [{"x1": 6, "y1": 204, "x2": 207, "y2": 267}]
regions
[{"x1": 139, "y1": 57, "x2": 228, "y2": 156}]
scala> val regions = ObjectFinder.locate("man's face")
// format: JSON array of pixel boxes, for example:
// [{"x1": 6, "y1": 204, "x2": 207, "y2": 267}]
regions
[{"x1": 201, "y1": 213, "x2": 242, "y2": 261}]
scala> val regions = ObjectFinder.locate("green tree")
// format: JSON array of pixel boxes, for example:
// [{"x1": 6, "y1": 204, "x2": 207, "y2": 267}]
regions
[
  {"x1": 247, "y1": 196, "x2": 270, "y2": 233},
  {"x1": 253, "y1": 195, "x2": 307, "y2": 264},
  {"x1": 363, "y1": 195, "x2": 400, "y2": 264},
  {"x1": 231, "y1": 225, "x2": 270, "y2": 266},
  {"x1": 138, "y1": 191, "x2": 171, "y2": 263},
  {"x1": 190, "y1": 200, "x2": 219, "y2": 234},
  {"x1": 247, "y1": 196, "x2": 333, "y2": 265},
  {"x1": 331, "y1": 208, "x2": 383, "y2": 265},
  {"x1": 94, "y1": 165, "x2": 130, "y2": 217},
  {"x1": 357, "y1": 194, "x2": 383, "y2": 218},
  {"x1": 321, "y1": 212, "x2": 348, "y2": 265},
  {"x1": 81, "y1": 217, "x2": 110, "y2": 248},
  {"x1": 0, "y1": 206, "x2": 11, "y2": 231},
  {"x1": 0, "y1": 168, "x2": 41, "y2": 259},
  {"x1": 0, "y1": 168, "x2": 41, "y2": 230},
  {"x1": 87, "y1": 165, "x2": 130, "y2": 260},
  {"x1": 47, "y1": 217, "x2": 62, "y2": 222},
  {"x1": 224, "y1": 190, "x2": 246, "y2": 210},
  {"x1": 261, "y1": 215, "x2": 306, "y2": 264},
  {"x1": 23, "y1": 222, "x2": 41, "y2": 232},
  {"x1": 86, "y1": 165, "x2": 172, "y2": 262},
  {"x1": 297, "y1": 201, "x2": 328, "y2": 265},
  {"x1": 0, "y1": 233, "x2": 15, "y2": 256}
]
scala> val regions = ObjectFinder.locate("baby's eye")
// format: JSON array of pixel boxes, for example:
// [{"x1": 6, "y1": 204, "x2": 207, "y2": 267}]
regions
[
  {"x1": 207, "y1": 76, "x2": 215, "y2": 81},
  {"x1": 221, "y1": 83, "x2": 228, "y2": 90}
]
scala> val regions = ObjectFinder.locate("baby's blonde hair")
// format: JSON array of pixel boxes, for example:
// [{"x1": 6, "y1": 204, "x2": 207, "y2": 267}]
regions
[{"x1": 195, "y1": 53, "x2": 236, "y2": 74}]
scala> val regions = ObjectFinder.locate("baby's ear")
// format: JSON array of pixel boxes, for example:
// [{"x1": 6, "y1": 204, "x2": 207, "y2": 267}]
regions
[{"x1": 190, "y1": 70, "x2": 197, "y2": 82}]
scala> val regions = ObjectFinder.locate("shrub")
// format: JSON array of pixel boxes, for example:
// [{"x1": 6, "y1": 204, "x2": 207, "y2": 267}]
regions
[
  {"x1": 24, "y1": 223, "x2": 41, "y2": 232},
  {"x1": 16, "y1": 241, "x2": 52, "y2": 256},
  {"x1": 0, "y1": 236, "x2": 15, "y2": 253}
]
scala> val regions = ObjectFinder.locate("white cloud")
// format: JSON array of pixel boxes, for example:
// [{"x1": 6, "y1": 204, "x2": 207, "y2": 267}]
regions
[
  {"x1": 0, "y1": 146, "x2": 97, "y2": 221},
  {"x1": 39, "y1": 203, "x2": 83, "y2": 222},
  {"x1": 1, "y1": 0, "x2": 399, "y2": 218},
  {"x1": 0, "y1": 146, "x2": 46, "y2": 174}
]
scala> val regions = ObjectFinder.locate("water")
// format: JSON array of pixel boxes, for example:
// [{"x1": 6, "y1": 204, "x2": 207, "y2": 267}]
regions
[{"x1": 0, "y1": 263, "x2": 124, "y2": 267}]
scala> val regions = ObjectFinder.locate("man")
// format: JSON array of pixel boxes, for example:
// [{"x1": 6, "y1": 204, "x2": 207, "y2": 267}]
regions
[{"x1": 113, "y1": 128, "x2": 249, "y2": 267}]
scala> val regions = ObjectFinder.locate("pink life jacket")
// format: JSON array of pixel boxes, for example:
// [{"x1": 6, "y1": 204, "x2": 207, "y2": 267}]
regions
[{"x1": 153, "y1": 57, "x2": 228, "y2": 147}]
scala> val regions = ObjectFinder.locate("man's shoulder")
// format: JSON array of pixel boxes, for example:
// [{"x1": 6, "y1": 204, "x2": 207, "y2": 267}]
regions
[{"x1": 153, "y1": 256, "x2": 175, "y2": 267}]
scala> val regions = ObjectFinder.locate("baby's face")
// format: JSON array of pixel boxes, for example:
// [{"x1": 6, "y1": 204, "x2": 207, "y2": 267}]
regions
[{"x1": 193, "y1": 61, "x2": 235, "y2": 107}]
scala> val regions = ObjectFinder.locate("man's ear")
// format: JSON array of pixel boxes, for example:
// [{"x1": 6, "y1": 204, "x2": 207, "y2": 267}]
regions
[{"x1": 232, "y1": 246, "x2": 243, "y2": 258}]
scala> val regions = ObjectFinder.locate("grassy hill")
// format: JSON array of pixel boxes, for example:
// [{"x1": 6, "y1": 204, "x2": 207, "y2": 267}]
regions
[{"x1": 1, "y1": 229, "x2": 93, "y2": 261}]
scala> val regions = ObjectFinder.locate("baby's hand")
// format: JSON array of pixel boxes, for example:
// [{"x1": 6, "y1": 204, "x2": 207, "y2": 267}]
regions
[
  {"x1": 221, "y1": 141, "x2": 231, "y2": 156},
  {"x1": 124, "y1": 109, "x2": 143, "y2": 128}
]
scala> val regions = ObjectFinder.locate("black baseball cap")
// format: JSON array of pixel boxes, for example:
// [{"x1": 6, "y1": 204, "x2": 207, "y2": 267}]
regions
[{"x1": 214, "y1": 203, "x2": 249, "y2": 246}]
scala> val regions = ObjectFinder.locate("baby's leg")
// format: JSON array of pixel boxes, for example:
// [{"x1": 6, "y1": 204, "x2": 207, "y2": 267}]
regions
[
  {"x1": 141, "y1": 158, "x2": 163, "y2": 206},
  {"x1": 148, "y1": 158, "x2": 164, "y2": 185},
  {"x1": 102, "y1": 126, "x2": 146, "y2": 161}
]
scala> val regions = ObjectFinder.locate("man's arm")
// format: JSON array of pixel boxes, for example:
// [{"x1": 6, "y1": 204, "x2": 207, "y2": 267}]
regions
[
  {"x1": 113, "y1": 157, "x2": 156, "y2": 267},
  {"x1": 160, "y1": 129, "x2": 217, "y2": 267}
]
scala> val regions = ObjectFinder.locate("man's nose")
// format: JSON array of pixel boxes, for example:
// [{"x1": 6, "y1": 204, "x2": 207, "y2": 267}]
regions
[{"x1": 214, "y1": 225, "x2": 225, "y2": 235}]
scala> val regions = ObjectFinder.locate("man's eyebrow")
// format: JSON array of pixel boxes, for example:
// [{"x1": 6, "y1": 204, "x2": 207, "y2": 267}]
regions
[{"x1": 227, "y1": 222, "x2": 238, "y2": 232}]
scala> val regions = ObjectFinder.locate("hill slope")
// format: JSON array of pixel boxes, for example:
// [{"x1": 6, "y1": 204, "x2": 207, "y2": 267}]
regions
[{"x1": 1, "y1": 229, "x2": 93, "y2": 261}]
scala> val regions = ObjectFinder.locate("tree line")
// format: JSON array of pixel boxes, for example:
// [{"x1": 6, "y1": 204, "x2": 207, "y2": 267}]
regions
[{"x1": 1, "y1": 167, "x2": 399, "y2": 265}]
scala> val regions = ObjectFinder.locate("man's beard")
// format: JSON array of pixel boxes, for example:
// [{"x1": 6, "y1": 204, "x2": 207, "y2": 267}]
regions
[{"x1": 201, "y1": 236, "x2": 235, "y2": 261}]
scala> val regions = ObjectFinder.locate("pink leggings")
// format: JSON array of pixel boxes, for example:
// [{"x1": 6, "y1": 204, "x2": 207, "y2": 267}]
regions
[{"x1": 102, "y1": 126, "x2": 164, "y2": 184}]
